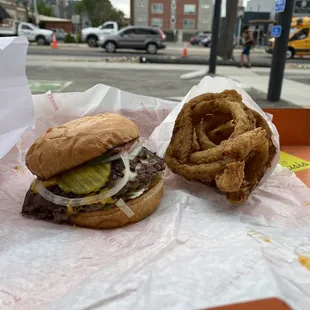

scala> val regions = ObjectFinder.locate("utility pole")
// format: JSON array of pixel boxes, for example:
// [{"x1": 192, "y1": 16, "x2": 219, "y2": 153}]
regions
[
  {"x1": 33, "y1": 0, "x2": 39, "y2": 26},
  {"x1": 267, "y1": 0, "x2": 295, "y2": 102},
  {"x1": 208, "y1": 0, "x2": 222, "y2": 74}
]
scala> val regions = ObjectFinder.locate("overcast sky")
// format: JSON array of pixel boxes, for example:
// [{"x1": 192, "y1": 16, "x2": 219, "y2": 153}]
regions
[
  {"x1": 110, "y1": 0, "x2": 130, "y2": 17},
  {"x1": 110, "y1": 0, "x2": 248, "y2": 18}
]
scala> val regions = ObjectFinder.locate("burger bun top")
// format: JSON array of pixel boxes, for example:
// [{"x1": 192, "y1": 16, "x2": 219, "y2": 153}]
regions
[{"x1": 26, "y1": 113, "x2": 139, "y2": 180}]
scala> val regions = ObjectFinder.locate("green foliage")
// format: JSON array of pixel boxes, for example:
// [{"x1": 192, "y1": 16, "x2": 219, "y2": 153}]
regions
[
  {"x1": 31, "y1": 0, "x2": 55, "y2": 17},
  {"x1": 74, "y1": 0, "x2": 125, "y2": 26},
  {"x1": 64, "y1": 34, "x2": 76, "y2": 44},
  {"x1": 76, "y1": 33, "x2": 83, "y2": 43}
]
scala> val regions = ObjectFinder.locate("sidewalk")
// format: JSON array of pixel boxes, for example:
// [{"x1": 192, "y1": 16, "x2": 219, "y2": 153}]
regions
[
  {"x1": 215, "y1": 66, "x2": 310, "y2": 108},
  {"x1": 34, "y1": 42, "x2": 266, "y2": 52},
  {"x1": 180, "y1": 66, "x2": 310, "y2": 108}
]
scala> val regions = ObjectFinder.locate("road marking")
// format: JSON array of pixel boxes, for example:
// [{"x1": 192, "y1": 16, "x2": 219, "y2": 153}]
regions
[
  {"x1": 280, "y1": 151, "x2": 310, "y2": 173},
  {"x1": 28, "y1": 80, "x2": 72, "y2": 93}
]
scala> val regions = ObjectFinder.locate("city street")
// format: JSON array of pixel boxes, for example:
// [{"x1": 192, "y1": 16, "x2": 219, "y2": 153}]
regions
[
  {"x1": 26, "y1": 54, "x2": 310, "y2": 108},
  {"x1": 27, "y1": 43, "x2": 310, "y2": 66}
]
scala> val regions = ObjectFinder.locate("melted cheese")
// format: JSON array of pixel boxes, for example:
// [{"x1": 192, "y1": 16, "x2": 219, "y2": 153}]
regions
[
  {"x1": 31, "y1": 181, "x2": 38, "y2": 194},
  {"x1": 43, "y1": 178, "x2": 57, "y2": 188}
]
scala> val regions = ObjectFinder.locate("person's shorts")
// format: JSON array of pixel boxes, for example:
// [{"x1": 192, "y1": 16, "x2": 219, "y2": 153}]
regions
[{"x1": 242, "y1": 46, "x2": 251, "y2": 55}]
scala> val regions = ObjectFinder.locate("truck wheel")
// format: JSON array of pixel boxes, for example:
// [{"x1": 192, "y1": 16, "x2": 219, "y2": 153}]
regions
[
  {"x1": 286, "y1": 48, "x2": 294, "y2": 59},
  {"x1": 87, "y1": 36, "x2": 98, "y2": 48},
  {"x1": 105, "y1": 41, "x2": 116, "y2": 53},
  {"x1": 36, "y1": 36, "x2": 47, "y2": 46},
  {"x1": 146, "y1": 43, "x2": 157, "y2": 54}
]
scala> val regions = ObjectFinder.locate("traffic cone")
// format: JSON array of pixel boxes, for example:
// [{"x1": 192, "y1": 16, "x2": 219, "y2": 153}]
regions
[
  {"x1": 52, "y1": 33, "x2": 58, "y2": 49},
  {"x1": 182, "y1": 43, "x2": 188, "y2": 58}
]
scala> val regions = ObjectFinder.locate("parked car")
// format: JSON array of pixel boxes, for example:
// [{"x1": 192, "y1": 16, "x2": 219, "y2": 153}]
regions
[
  {"x1": 189, "y1": 32, "x2": 211, "y2": 45},
  {"x1": 98, "y1": 26, "x2": 166, "y2": 54},
  {"x1": 82, "y1": 21, "x2": 119, "y2": 47},
  {"x1": 0, "y1": 20, "x2": 53, "y2": 45},
  {"x1": 202, "y1": 35, "x2": 237, "y2": 48},
  {"x1": 50, "y1": 28, "x2": 67, "y2": 41},
  {"x1": 201, "y1": 35, "x2": 212, "y2": 47}
]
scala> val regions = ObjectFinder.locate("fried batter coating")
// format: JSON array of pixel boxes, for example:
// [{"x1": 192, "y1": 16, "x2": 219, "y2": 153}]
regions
[
  {"x1": 208, "y1": 120, "x2": 235, "y2": 144},
  {"x1": 215, "y1": 162, "x2": 245, "y2": 193},
  {"x1": 165, "y1": 90, "x2": 276, "y2": 204}
]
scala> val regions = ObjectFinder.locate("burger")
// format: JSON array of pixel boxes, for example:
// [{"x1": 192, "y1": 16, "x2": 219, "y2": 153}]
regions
[{"x1": 22, "y1": 113, "x2": 165, "y2": 229}]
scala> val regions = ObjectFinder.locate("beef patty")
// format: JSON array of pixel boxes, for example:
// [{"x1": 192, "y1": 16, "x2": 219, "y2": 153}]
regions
[{"x1": 22, "y1": 147, "x2": 165, "y2": 223}]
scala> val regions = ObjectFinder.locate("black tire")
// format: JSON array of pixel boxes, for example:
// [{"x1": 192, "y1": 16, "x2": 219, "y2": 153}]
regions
[
  {"x1": 105, "y1": 41, "x2": 116, "y2": 53},
  {"x1": 286, "y1": 48, "x2": 294, "y2": 59},
  {"x1": 203, "y1": 40, "x2": 211, "y2": 47},
  {"x1": 36, "y1": 36, "x2": 47, "y2": 46},
  {"x1": 146, "y1": 43, "x2": 158, "y2": 54},
  {"x1": 87, "y1": 36, "x2": 98, "y2": 48}
]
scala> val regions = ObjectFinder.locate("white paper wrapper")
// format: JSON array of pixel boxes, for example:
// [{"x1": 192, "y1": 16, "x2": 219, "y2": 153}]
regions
[
  {"x1": 0, "y1": 36, "x2": 34, "y2": 159},
  {"x1": 1, "y1": 81, "x2": 310, "y2": 309}
]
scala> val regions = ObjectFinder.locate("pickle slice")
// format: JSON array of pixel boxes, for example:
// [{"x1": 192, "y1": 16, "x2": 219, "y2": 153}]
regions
[{"x1": 57, "y1": 163, "x2": 111, "y2": 195}]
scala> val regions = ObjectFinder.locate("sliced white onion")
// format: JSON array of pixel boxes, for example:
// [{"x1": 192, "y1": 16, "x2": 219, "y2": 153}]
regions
[
  {"x1": 35, "y1": 152, "x2": 130, "y2": 207},
  {"x1": 102, "y1": 140, "x2": 143, "y2": 163},
  {"x1": 128, "y1": 140, "x2": 143, "y2": 160},
  {"x1": 116, "y1": 199, "x2": 135, "y2": 218}
]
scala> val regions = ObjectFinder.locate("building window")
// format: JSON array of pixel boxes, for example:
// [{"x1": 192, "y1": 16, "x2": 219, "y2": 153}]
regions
[
  {"x1": 152, "y1": 3, "x2": 164, "y2": 14},
  {"x1": 183, "y1": 19, "x2": 195, "y2": 29},
  {"x1": 151, "y1": 18, "x2": 163, "y2": 28},
  {"x1": 201, "y1": 4, "x2": 210, "y2": 9},
  {"x1": 184, "y1": 4, "x2": 196, "y2": 14}
]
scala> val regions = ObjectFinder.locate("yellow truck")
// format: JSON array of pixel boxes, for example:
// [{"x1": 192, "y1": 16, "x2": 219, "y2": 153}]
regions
[{"x1": 266, "y1": 17, "x2": 310, "y2": 59}]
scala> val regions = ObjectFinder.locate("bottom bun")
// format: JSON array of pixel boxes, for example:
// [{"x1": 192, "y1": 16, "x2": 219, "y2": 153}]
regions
[{"x1": 69, "y1": 179, "x2": 164, "y2": 229}]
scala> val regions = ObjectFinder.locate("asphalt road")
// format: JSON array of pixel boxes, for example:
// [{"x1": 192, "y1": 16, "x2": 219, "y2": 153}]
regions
[
  {"x1": 26, "y1": 65, "x2": 200, "y2": 99},
  {"x1": 26, "y1": 64, "x2": 307, "y2": 108},
  {"x1": 27, "y1": 45, "x2": 310, "y2": 65}
]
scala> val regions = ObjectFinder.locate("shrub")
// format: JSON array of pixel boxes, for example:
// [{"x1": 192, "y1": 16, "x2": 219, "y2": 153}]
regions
[{"x1": 64, "y1": 34, "x2": 76, "y2": 43}]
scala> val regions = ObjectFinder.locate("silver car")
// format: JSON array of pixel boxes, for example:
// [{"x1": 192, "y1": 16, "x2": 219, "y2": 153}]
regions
[{"x1": 98, "y1": 26, "x2": 166, "y2": 54}]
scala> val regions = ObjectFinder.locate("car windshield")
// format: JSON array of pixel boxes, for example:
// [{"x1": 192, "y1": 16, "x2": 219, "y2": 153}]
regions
[{"x1": 289, "y1": 28, "x2": 298, "y2": 35}]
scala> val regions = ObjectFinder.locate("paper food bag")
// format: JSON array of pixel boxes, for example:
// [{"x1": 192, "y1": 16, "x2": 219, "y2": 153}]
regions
[{"x1": 148, "y1": 76, "x2": 280, "y2": 189}]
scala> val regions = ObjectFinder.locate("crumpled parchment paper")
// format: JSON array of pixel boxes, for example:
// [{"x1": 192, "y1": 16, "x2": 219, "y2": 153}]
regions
[
  {"x1": 0, "y1": 76, "x2": 309, "y2": 309},
  {"x1": 0, "y1": 36, "x2": 34, "y2": 159}
]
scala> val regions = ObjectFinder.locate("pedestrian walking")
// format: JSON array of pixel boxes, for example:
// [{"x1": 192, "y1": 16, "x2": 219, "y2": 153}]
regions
[{"x1": 239, "y1": 26, "x2": 254, "y2": 68}]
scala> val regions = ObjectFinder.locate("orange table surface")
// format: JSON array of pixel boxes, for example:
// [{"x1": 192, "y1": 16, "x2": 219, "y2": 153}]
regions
[
  {"x1": 206, "y1": 298, "x2": 291, "y2": 310},
  {"x1": 262, "y1": 108, "x2": 310, "y2": 188}
]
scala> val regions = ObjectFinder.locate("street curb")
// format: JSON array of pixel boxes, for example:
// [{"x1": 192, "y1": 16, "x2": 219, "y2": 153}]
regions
[
  {"x1": 139, "y1": 56, "x2": 271, "y2": 68},
  {"x1": 286, "y1": 64, "x2": 310, "y2": 69}
]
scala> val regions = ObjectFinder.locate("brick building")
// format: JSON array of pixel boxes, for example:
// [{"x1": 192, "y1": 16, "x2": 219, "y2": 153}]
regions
[{"x1": 130, "y1": 0, "x2": 213, "y2": 32}]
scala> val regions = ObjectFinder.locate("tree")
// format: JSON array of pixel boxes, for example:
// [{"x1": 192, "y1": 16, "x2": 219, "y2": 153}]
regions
[
  {"x1": 74, "y1": 0, "x2": 125, "y2": 27},
  {"x1": 30, "y1": 0, "x2": 55, "y2": 17},
  {"x1": 37, "y1": 0, "x2": 55, "y2": 16},
  {"x1": 217, "y1": 0, "x2": 239, "y2": 60}
]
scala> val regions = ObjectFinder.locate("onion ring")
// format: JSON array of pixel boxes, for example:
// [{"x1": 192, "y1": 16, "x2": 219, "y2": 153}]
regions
[{"x1": 165, "y1": 90, "x2": 277, "y2": 204}]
